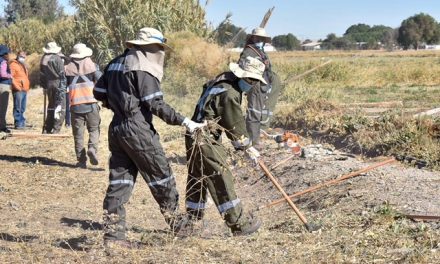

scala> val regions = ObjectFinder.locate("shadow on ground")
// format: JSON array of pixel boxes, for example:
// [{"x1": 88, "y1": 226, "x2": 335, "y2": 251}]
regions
[
  {"x1": 53, "y1": 235, "x2": 91, "y2": 252},
  {"x1": 0, "y1": 233, "x2": 39, "y2": 243},
  {"x1": 0, "y1": 155, "x2": 105, "y2": 171},
  {"x1": 60, "y1": 217, "x2": 103, "y2": 231}
]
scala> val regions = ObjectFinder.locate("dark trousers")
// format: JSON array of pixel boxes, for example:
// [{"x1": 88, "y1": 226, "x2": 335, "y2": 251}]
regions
[
  {"x1": 12, "y1": 91, "x2": 27, "y2": 128},
  {"x1": 65, "y1": 92, "x2": 71, "y2": 127},
  {"x1": 185, "y1": 134, "x2": 244, "y2": 228},
  {"x1": 103, "y1": 117, "x2": 179, "y2": 240},
  {"x1": 246, "y1": 71, "x2": 282, "y2": 145},
  {"x1": 0, "y1": 84, "x2": 10, "y2": 130},
  {"x1": 44, "y1": 88, "x2": 65, "y2": 133},
  {"x1": 71, "y1": 105, "x2": 100, "y2": 162}
]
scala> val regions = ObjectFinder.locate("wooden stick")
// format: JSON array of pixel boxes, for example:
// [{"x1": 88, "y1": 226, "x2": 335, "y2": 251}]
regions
[
  {"x1": 261, "y1": 158, "x2": 397, "y2": 209},
  {"x1": 284, "y1": 60, "x2": 332, "y2": 83},
  {"x1": 258, "y1": 160, "x2": 311, "y2": 229},
  {"x1": 9, "y1": 133, "x2": 71, "y2": 139},
  {"x1": 270, "y1": 155, "x2": 295, "y2": 170},
  {"x1": 413, "y1": 107, "x2": 440, "y2": 118},
  {"x1": 342, "y1": 101, "x2": 403, "y2": 108}
]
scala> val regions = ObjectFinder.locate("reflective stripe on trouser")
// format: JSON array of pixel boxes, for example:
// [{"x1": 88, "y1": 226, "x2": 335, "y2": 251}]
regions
[
  {"x1": 103, "y1": 118, "x2": 179, "y2": 240},
  {"x1": 44, "y1": 88, "x2": 65, "y2": 133},
  {"x1": 71, "y1": 105, "x2": 101, "y2": 162},
  {"x1": 185, "y1": 134, "x2": 243, "y2": 226}
]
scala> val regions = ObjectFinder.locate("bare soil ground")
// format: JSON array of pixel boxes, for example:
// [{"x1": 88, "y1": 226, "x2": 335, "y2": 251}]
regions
[{"x1": 0, "y1": 89, "x2": 439, "y2": 263}]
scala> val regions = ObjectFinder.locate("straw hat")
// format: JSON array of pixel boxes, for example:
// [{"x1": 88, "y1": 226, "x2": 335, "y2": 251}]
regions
[
  {"x1": 126, "y1": 27, "x2": 171, "y2": 50},
  {"x1": 247, "y1": 27, "x2": 271, "y2": 43},
  {"x1": 43, "y1": 42, "x2": 62, "y2": 54},
  {"x1": 229, "y1": 56, "x2": 267, "y2": 84},
  {"x1": 70, "y1": 43, "x2": 93, "y2": 59}
]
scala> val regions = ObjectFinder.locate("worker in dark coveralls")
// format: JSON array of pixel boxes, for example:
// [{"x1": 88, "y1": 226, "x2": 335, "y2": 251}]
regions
[
  {"x1": 184, "y1": 56, "x2": 265, "y2": 236},
  {"x1": 239, "y1": 27, "x2": 282, "y2": 149},
  {"x1": 93, "y1": 27, "x2": 206, "y2": 248},
  {"x1": 40, "y1": 42, "x2": 67, "y2": 134}
]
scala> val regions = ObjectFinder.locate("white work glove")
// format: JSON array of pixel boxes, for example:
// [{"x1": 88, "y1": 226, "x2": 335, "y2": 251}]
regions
[
  {"x1": 245, "y1": 146, "x2": 261, "y2": 164},
  {"x1": 182, "y1": 117, "x2": 206, "y2": 133},
  {"x1": 54, "y1": 105, "x2": 62, "y2": 120}
]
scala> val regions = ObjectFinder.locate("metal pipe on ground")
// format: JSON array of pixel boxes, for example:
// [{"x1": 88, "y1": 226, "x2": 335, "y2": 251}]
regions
[
  {"x1": 258, "y1": 159, "x2": 320, "y2": 232},
  {"x1": 260, "y1": 157, "x2": 397, "y2": 210}
]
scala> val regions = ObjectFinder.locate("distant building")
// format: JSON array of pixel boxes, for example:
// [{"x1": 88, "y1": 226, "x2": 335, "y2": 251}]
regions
[
  {"x1": 301, "y1": 42, "x2": 321, "y2": 51},
  {"x1": 423, "y1": 44, "x2": 440, "y2": 50}
]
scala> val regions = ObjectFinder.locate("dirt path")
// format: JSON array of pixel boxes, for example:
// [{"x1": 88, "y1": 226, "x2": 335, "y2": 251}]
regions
[{"x1": 0, "y1": 89, "x2": 439, "y2": 263}]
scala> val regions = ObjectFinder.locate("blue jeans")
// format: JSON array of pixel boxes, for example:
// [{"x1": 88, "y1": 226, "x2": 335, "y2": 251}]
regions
[
  {"x1": 13, "y1": 91, "x2": 27, "y2": 128},
  {"x1": 65, "y1": 92, "x2": 71, "y2": 126}
]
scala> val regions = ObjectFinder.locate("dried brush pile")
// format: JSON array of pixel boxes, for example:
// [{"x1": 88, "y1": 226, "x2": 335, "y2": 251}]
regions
[{"x1": 273, "y1": 99, "x2": 440, "y2": 167}]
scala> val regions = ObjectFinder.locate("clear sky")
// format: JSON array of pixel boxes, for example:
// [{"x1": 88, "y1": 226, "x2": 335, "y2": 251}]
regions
[{"x1": 58, "y1": 0, "x2": 440, "y2": 40}]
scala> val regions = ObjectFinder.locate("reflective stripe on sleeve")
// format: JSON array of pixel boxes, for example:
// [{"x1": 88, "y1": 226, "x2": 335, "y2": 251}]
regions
[
  {"x1": 186, "y1": 201, "x2": 206, "y2": 210},
  {"x1": 217, "y1": 198, "x2": 240, "y2": 213},
  {"x1": 94, "y1": 87, "x2": 107, "y2": 93},
  {"x1": 108, "y1": 63, "x2": 124, "y2": 72},
  {"x1": 141, "y1": 91, "x2": 163, "y2": 102}
]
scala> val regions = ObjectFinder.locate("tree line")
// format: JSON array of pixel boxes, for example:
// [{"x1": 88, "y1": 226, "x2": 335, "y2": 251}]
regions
[
  {"x1": 215, "y1": 13, "x2": 440, "y2": 50},
  {"x1": 1, "y1": 1, "x2": 440, "y2": 52}
]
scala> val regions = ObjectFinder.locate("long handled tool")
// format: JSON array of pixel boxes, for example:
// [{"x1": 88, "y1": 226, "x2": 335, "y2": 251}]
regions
[
  {"x1": 261, "y1": 158, "x2": 397, "y2": 210},
  {"x1": 258, "y1": 159, "x2": 320, "y2": 232},
  {"x1": 42, "y1": 89, "x2": 47, "y2": 134},
  {"x1": 284, "y1": 60, "x2": 333, "y2": 83}
]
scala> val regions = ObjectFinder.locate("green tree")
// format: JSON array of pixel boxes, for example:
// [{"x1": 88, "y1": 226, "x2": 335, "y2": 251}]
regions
[
  {"x1": 344, "y1": 23, "x2": 394, "y2": 49},
  {"x1": 272, "y1": 33, "x2": 300, "y2": 50},
  {"x1": 398, "y1": 13, "x2": 440, "y2": 49},
  {"x1": 322, "y1": 33, "x2": 354, "y2": 50},
  {"x1": 4, "y1": 0, "x2": 63, "y2": 24}
]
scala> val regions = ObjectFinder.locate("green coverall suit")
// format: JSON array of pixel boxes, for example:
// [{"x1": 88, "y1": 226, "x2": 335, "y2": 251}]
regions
[
  {"x1": 185, "y1": 72, "x2": 254, "y2": 232},
  {"x1": 239, "y1": 44, "x2": 282, "y2": 145}
]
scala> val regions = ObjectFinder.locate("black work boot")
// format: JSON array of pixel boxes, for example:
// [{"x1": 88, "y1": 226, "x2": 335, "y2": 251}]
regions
[
  {"x1": 230, "y1": 215, "x2": 262, "y2": 236},
  {"x1": 87, "y1": 148, "x2": 99, "y2": 165},
  {"x1": 76, "y1": 160, "x2": 87, "y2": 169}
]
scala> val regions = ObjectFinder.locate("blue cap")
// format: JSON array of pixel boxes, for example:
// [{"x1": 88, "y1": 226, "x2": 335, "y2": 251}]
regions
[{"x1": 0, "y1": 45, "x2": 10, "y2": 56}]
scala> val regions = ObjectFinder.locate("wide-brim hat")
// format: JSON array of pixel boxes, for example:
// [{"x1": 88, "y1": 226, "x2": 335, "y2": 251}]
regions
[
  {"x1": 70, "y1": 43, "x2": 93, "y2": 59},
  {"x1": 43, "y1": 42, "x2": 62, "y2": 54},
  {"x1": 126, "y1": 27, "x2": 172, "y2": 50},
  {"x1": 247, "y1": 27, "x2": 272, "y2": 43},
  {"x1": 229, "y1": 56, "x2": 267, "y2": 84}
]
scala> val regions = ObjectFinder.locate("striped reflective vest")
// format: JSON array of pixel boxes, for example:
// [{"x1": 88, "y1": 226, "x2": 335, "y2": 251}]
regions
[{"x1": 68, "y1": 74, "x2": 97, "y2": 106}]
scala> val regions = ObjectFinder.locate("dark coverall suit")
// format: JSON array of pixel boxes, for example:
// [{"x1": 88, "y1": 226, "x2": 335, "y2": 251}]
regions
[
  {"x1": 93, "y1": 49, "x2": 185, "y2": 241},
  {"x1": 40, "y1": 53, "x2": 67, "y2": 134},
  {"x1": 239, "y1": 44, "x2": 282, "y2": 145},
  {"x1": 185, "y1": 72, "x2": 253, "y2": 232}
]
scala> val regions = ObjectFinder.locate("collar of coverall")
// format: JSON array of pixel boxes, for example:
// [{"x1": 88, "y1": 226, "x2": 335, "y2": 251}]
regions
[{"x1": 124, "y1": 47, "x2": 165, "y2": 82}]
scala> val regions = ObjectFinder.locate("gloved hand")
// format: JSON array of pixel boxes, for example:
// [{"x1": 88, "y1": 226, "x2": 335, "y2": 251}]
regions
[
  {"x1": 54, "y1": 105, "x2": 62, "y2": 120},
  {"x1": 182, "y1": 118, "x2": 206, "y2": 133},
  {"x1": 245, "y1": 146, "x2": 260, "y2": 164}
]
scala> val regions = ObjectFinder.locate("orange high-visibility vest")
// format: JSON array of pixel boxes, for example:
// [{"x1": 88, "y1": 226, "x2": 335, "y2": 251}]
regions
[{"x1": 68, "y1": 75, "x2": 97, "y2": 106}]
